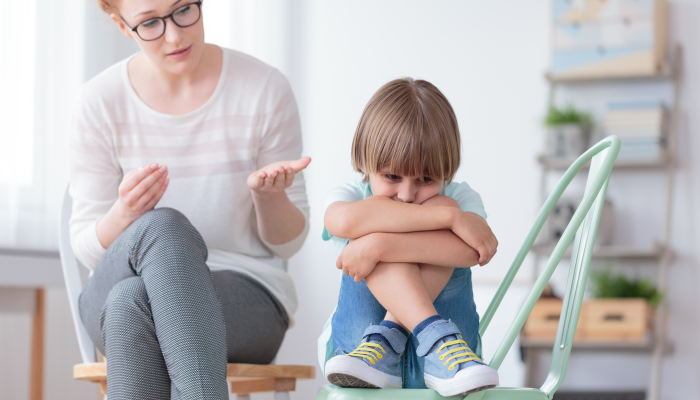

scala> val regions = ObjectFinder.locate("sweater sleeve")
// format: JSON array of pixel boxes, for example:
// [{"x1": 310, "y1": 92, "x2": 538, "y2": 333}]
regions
[
  {"x1": 68, "y1": 88, "x2": 122, "y2": 270},
  {"x1": 255, "y1": 69, "x2": 309, "y2": 259}
]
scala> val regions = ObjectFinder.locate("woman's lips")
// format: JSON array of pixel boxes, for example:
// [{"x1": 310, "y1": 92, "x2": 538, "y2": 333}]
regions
[{"x1": 167, "y1": 45, "x2": 192, "y2": 60}]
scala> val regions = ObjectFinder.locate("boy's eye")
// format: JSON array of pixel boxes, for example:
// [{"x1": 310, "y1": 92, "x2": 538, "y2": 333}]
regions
[
  {"x1": 420, "y1": 177, "x2": 434, "y2": 184},
  {"x1": 385, "y1": 174, "x2": 401, "y2": 181}
]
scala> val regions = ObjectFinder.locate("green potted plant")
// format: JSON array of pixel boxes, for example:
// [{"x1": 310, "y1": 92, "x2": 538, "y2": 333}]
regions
[
  {"x1": 583, "y1": 270, "x2": 663, "y2": 342},
  {"x1": 544, "y1": 105, "x2": 593, "y2": 158}
]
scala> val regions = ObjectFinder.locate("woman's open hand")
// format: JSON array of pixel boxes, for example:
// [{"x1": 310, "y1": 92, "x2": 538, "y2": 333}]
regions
[
  {"x1": 247, "y1": 156, "x2": 311, "y2": 193},
  {"x1": 117, "y1": 163, "x2": 169, "y2": 222}
]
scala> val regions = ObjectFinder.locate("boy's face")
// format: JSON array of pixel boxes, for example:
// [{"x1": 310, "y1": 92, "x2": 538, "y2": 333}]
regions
[{"x1": 366, "y1": 167, "x2": 442, "y2": 205}]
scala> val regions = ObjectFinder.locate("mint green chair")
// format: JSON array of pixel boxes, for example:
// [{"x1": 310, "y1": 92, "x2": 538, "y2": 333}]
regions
[{"x1": 317, "y1": 136, "x2": 622, "y2": 400}]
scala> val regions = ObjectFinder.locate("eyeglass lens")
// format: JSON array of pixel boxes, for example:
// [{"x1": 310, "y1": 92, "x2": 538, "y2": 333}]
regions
[{"x1": 137, "y1": 3, "x2": 200, "y2": 41}]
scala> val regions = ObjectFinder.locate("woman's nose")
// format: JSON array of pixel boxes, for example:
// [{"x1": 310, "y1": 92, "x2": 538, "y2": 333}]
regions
[{"x1": 164, "y1": 18, "x2": 183, "y2": 43}]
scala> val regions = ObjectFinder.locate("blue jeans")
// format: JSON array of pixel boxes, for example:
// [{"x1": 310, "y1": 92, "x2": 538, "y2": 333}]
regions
[{"x1": 330, "y1": 267, "x2": 481, "y2": 389}]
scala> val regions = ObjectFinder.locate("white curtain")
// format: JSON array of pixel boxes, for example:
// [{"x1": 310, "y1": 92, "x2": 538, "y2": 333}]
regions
[
  {"x1": 204, "y1": 0, "x2": 293, "y2": 74},
  {"x1": 0, "y1": 0, "x2": 137, "y2": 250}
]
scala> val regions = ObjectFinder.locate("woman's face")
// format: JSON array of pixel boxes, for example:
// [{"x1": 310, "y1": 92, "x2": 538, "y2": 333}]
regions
[{"x1": 114, "y1": 0, "x2": 206, "y2": 75}]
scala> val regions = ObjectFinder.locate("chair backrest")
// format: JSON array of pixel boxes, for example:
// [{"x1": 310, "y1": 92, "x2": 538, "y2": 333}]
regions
[
  {"x1": 478, "y1": 136, "x2": 621, "y2": 399},
  {"x1": 58, "y1": 186, "x2": 96, "y2": 364}
]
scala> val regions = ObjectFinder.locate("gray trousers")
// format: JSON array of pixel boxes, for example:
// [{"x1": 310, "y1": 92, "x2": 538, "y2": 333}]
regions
[{"x1": 79, "y1": 208, "x2": 289, "y2": 400}]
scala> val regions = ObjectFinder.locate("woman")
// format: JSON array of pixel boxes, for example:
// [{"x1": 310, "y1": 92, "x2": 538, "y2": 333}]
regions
[{"x1": 70, "y1": 1, "x2": 310, "y2": 398}]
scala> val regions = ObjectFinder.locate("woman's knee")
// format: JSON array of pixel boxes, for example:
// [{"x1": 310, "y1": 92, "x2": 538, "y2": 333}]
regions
[
  {"x1": 129, "y1": 207, "x2": 207, "y2": 260},
  {"x1": 101, "y1": 277, "x2": 150, "y2": 324}
]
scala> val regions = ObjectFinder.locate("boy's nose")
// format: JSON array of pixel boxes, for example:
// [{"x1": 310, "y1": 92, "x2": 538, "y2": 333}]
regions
[{"x1": 396, "y1": 183, "x2": 416, "y2": 203}]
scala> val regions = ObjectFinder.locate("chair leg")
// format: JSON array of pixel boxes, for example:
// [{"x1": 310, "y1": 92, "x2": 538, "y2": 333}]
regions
[{"x1": 274, "y1": 392, "x2": 291, "y2": 400}]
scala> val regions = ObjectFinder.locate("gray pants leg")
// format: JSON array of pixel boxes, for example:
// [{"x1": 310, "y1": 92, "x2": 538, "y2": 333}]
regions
[{"x1": 79, "y1": 208, "x2": 288, "y2": 400}]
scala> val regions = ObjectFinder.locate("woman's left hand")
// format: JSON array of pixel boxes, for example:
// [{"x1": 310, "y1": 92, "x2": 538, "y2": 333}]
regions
[{"x1": 247, "y1": 157, "x2": 311, "y2": 193}]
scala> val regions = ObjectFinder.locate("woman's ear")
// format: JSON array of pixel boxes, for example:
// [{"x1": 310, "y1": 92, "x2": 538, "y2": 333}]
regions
[{"x1": 110, "y1": 13, "x2": 134, "y2": 39}]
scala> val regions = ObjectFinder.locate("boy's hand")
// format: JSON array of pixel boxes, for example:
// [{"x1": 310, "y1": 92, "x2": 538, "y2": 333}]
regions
[
  {"x1": 247, "y1": 157, "x2": 311, "y2": 193},
  {"x1": 450, "y1": 211, "x2": 498, "y2": 266},
  {"x1": 336, "y1": 234, "x2": 382, "y2": 282}
]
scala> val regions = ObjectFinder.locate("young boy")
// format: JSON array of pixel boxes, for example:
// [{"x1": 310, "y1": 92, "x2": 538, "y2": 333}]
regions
[{"x1": 319, "y1": 78, "x2": 500, "y2": 396}]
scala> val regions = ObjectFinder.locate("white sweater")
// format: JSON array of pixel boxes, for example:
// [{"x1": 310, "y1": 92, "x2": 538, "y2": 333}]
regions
[{"x1": 69, "y1": 48, "x2": 309, "y2": 323}]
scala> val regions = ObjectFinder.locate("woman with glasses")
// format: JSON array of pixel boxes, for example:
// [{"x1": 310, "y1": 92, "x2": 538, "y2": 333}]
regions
[{"x1": 69, "y1": 1, "x2": 310, "y2": 398}]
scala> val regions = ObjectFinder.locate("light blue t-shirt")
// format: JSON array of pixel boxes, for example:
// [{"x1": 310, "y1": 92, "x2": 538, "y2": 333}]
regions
[{"x1": 317, "y1": 179, "x2": 487, "y2": 371}]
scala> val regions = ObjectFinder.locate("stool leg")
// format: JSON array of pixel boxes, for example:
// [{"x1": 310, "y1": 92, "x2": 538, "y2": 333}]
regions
[
  {"x1": 274, "y1": 392, "x2": 291, "y2": 400},
  {"x1": 236, "y1": 395, "x2": 251, "y2": 400}
]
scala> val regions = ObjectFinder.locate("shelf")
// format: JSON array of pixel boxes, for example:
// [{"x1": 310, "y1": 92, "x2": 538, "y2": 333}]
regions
[
  {"x1": 537, "y1": 153, "x2": 669, "y2": 170},
  {"x1": 530, "y1": 244, "x2": 665, "y2": 260},
  {"x1": 546, "y1": 65, "x2": 674, "y2": 83},
  {"x1": 520, "y1": 333, "x2": 673, "y2": 353}
]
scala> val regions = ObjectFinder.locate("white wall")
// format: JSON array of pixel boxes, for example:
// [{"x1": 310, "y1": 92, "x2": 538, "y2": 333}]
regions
[
  {"x1": 269, "y1": 1, "x2": 699, "y2": 399},
  {"x1": 273, "y1": 0, "x2": 549, "y2": 398}
]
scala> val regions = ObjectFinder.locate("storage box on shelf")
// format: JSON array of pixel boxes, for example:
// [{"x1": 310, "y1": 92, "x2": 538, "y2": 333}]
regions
[{"x1": 522, "y1": 298, "x2": 653, "y2": 344}]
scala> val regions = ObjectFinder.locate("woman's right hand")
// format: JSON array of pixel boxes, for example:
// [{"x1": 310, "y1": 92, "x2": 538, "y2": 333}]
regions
[
  {"x1": 116, "y1": 163, "x2": 170, "y2": 222},
  {"x1": 96, "y1": 163, "x2": 169, "y2": 249}
]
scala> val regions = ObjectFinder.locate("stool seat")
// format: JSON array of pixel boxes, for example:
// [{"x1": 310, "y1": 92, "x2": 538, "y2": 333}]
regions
[{"x1": 74, "y1": 362, "x2": 315, "y2": 395}]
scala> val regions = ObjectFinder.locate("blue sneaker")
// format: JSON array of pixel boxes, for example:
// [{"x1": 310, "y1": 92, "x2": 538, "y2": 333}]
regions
[
  {"x1": 416, "y1": 319, "x2": 498, "y2": 396},
  {"x1": 325, "y1": 324, "x2": 406, "y2": 389}
]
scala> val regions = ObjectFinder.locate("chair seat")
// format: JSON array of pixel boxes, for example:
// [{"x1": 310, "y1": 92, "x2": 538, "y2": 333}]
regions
[
  {"x1": 316, "y1": 385, "x2": 549, "y2": 400},
  {"x1": 74, "y1": 362, "x2": 315, "y2": 394}
]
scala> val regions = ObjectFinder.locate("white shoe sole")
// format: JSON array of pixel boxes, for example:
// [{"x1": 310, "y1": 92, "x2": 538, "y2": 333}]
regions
[
  {"x1": 325, "y1": 355, "x2": 402, "y2": 389},
  {"x1": 424, "y1": 365, "x2": 499, "y2": 397}
]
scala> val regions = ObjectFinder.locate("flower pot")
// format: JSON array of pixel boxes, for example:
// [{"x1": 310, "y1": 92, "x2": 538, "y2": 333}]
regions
[{"x1": 546, "y1": 123, "x2": 589, "y2": 158}]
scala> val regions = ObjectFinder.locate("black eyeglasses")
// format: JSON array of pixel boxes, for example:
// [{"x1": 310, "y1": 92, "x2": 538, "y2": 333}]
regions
[{"x1": 120, "y1": 2, "x2": 202, "y2": 42}]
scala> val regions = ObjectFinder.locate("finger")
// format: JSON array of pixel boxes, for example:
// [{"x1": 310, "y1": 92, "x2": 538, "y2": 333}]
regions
[
  {"x1": 249, "y1": 172, "x2": 266, "y2": 189},
  {"x1": 284, "y1": 167, "x2": 295, "y2": 186},
  {"x1": 126, "y1": 165, "x2": 167, "y2": 205},
  {"x1": 289, "y1": 156, "x2": 311, "y2": 173},
  {"x1": 336, "y1": 257, "x2": 343, "y2": 269},
  {"x1": 121, "y1": 163, "x2": 159, "y2": 192},
  {"x1": 135, "y1": 172, "x2": 168, "y2": 211},
  {"x1": 143, "y1": 177, "x2": 169, "y2": 211},
  {"x1": 273, "y1": 167, "x2": 287, "y2": 189},
  {"x1": 263, "y1": 171, "x2": 276, "y2": 187}
]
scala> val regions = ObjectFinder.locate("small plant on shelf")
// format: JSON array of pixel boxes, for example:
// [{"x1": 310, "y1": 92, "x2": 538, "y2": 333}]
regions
[
  {"x1": 544, "y1": 105, "x2": 592, "y2": 128},
  {"x1": 590, "y1": 269, "x2": 664, "y2": 306},
  {"x1": 544, "y1": 105, "x2": 593, "y2": 158}
]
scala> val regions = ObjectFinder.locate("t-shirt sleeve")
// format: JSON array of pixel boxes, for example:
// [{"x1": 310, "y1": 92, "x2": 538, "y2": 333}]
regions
[
  {"x1": 444, "y1": 181, "x2": 488, "y2": 220},
  {"x1": 68, "y1": 87, "x2": 122, "y2": 270},
  {"x1": 256, "y1": 68, "x2": 309, "y2": 259}
]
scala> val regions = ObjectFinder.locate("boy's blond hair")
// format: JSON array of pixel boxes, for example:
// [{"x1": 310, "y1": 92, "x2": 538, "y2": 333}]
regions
[{"x1": 351, "y1": 78, "x2": 461, "y2": 184}]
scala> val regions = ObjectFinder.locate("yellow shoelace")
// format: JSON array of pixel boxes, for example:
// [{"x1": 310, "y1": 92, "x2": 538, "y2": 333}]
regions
[
  {"x1": 348, "y1": 341, "x2": 386, "y2": 365},
  {"x1": 436, "y1": 338, "x2": 482, "y2": 370}
]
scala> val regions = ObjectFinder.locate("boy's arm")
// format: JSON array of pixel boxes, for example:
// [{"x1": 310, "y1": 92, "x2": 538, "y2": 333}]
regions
[
  {"x1": 339, "y1": 230, "x2": 480, "y2": 270},
  {"x1": 324, "y1": 196, "x2": 457, "y2": 239}
]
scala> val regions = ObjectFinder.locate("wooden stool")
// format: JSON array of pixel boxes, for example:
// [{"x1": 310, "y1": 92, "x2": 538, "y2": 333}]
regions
[{"x1": 74, "y1": 362, "x2": 315, "y2": 399}]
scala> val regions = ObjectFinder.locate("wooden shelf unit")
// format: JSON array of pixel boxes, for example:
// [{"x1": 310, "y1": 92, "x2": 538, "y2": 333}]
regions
[{"x1": 525, "y1": 45, "x2": 683, "y2": 400}]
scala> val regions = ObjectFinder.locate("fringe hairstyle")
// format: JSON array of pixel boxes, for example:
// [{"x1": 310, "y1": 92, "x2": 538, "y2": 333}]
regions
[{"x1": 351, "y1": 78, "x2": 461, "y2": 184}]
